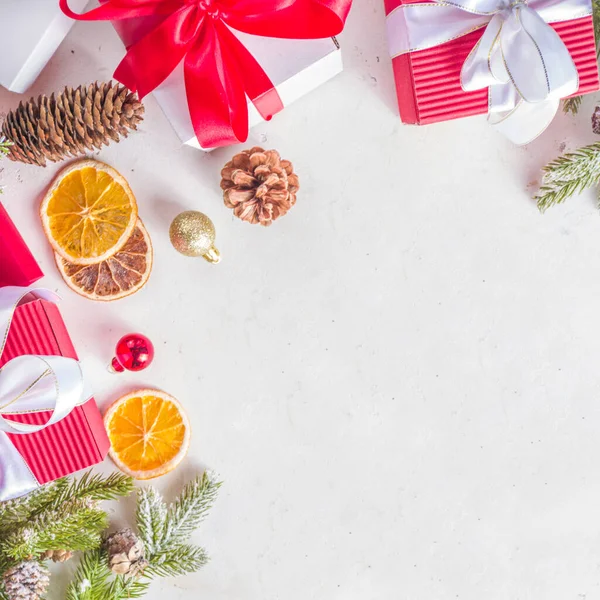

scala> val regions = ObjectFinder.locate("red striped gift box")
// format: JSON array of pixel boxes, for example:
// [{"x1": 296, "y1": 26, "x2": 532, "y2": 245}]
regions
[
  {"x1": 0, "y1": 298, "x2": 109, "y2": 485},
  {"x1": 385, "y1": 0, "x2": 600, "y2": 125}
]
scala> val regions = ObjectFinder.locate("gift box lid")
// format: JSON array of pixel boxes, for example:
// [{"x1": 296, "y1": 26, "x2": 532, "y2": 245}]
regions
[
  {"x1": 0, "y1": 298, "x2": 109, "y2": 485},
  {"x1": 0, "y1": 203, "x2": 44, "y2": 288}
]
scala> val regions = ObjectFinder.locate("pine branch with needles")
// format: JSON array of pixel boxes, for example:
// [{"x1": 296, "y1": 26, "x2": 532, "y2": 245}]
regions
[
  {"x1": 65, "y1": 472, "x2": 221, "y2": 600},
  {"x1": 563, "y1": 95, "x2": 583, "y2": 115},
  {"x1": 0, "y1": 472, "x2": 133, "y2": 534},
  {"x1": 534, "y1": 142, "x2": 600, "y2": 210},
  {"x1": 0, "y1": 471, "x2": 134, "y2": 600}
]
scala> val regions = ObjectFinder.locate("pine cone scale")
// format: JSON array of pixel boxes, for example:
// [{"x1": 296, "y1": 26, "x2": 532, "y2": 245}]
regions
[
  {"x1": 231, "y1": 169, "x2": 257, "y2": 187},
  {"x1": 224, "y1": 188, "x2": 256, "y2": 206}
]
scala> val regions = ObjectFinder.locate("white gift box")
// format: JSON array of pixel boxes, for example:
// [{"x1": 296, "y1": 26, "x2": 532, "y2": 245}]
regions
[
  {"x1": 0, "y1": 0, "x2": 88, "y2": 93},
  {"x1": 111, "y1": 27, "x2": 342, "y2": 150}
]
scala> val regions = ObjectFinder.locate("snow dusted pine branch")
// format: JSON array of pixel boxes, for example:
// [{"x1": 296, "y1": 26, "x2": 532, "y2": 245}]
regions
[{"x1": 65, "y1": 471, "x2": 221, "y2": 600}]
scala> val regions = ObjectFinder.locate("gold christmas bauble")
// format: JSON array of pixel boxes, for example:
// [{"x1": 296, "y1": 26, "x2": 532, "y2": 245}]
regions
[{"x1": 169, "y1": 211, "x2": 221, "y2": 263}]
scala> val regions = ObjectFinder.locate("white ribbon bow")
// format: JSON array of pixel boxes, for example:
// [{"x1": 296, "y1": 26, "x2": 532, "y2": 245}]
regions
[
  {"x1": 386, "y1": 0, "x2": 591, "y2": 143},
  {"x1": 0, "y1": 287, "x2": 88, "y2": 501}
]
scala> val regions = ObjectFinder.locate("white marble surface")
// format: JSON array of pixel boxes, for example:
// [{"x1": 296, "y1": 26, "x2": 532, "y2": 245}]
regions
[{"x1": 3, "y1": 2, "x2": 600, "y2": 599}]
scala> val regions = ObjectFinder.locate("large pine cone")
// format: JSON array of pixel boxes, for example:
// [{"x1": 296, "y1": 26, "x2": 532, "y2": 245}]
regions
[
  {"x1": 106, "y1": 528, "x2": 148, "y2": 577},
  {"x1": 220, "y1": 147, "x2": 299, "y2": 226},
  {"x1": 3, "y1": 561, "x2": 50, "y2": 600},
  {"x1": 2, "y1": 81, "x2": 144, "y2": 167}
]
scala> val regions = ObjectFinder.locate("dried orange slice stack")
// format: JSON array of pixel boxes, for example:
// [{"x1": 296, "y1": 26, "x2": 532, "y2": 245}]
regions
[
  {"x1": 41, "y1": 160, "x2": 152, "y2": 301},
  {"x1": 104, "y1": 389, "x2": 190, "y2": 480}
]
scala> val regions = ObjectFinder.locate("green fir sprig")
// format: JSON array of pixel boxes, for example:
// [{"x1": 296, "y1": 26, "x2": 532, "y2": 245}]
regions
[
  {"x1": 563, "y1": 95, "x2": 583, "y2": 115},
  {"x1": 0, "y1": 502, "x2": 107, "y2": 561},
  {"x1": 0, "y1": 471, "x2": 134, "y2": 534},
  {"x1": 0, "y1": 137, "x2": 11, "y2": 158},
  {"x1": 66, "y1": 549, "x2": 150, "y2": 600},
  {"x1": 66, "y1": 471, "x2": 221, "y2": 600},
  {"x1": 0, "y1": 471, "x2": 134, "y2": 598},
  {"x1": 534, "y1": 142, "x2": 600, "y2": 210}
]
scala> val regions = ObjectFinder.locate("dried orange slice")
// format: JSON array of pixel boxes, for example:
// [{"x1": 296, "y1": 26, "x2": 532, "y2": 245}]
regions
[
  {"x1": 41, "y1": 159, "x2": 138, "y2": 265},
  {"x1": 104, "y1": 389, "x2": 190, "y2": 480},
  {"x1": 55, "y1": 219, "x2": 153, "y2": 301}
]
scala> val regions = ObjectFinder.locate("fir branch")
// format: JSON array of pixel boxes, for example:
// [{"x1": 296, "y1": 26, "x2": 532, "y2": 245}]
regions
[
  {"x1": 136, "y1": 487, "x2": 168, "y2": 557},
  {"x1": 104, "y1": 574, "x2": 150, "y2": 599},
  {"x1": 67, "y1": 548, "x2": 150, "y2": 600},
  {"x1": 145, "y1": 544, "x2": 208, "y2": 578},
  {"x1": 0, "y1": 472, "x2": 133, "y2": 533},
  {"x1": 563, "y1": 95, "x2": 583, "y2": 115},
  {"x1": 0, "y1": 479, "x2": 70, "y2": 532},
  {"x1": 64, "y1": 472, "x2": 221, "y2": 600},
  {"x1": 1, "y1": 505, "x2": 108, "y2": 561},
  {"x1": 65, "y1": 548, "x2": 111, "y2": 600},
  {"x1": 159, "y1": 472, "x2": 221, "y2": 552},
  {"x1": 535, "y1": 142, "x2": 600, "y2": 211},
  {"x1": 54, "y1": 471, "x2": 135, "y2": 507},
  {"x1": 0, "y1": 136, "x2": 11, "y2": 158}
]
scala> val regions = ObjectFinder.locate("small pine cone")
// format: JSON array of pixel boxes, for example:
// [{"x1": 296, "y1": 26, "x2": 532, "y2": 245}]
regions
[
  {"x1": 40, "y1": 549, "x2": 73, "y2": 563},
  {"x1": 220, "y1": 147, "x2": 299, "y2": 226},
  {"x1": 593, "y1": 106, "x2": 600, "y2": 135},
  {"x1": 2, "y1": 81, "x2": 144, "y2": 167},
  {"x1": 106, "y1": 528, "x2": 148, "y2": 577},
  {"x1": 3, "y1": 561, "x2": 50, "y2": 600}
]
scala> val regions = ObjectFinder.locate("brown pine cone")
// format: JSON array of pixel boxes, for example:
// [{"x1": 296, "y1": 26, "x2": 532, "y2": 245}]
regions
[
  {"x1": 3, "y1": 561, "x2": 49, "y2": 600},
  {"x1": 106, "y1": 528, "x2": 148, "y2": 577},
  {"x1": 2, "y1": 81, "x2": 144, "y2": 167},
  {"x1": 40, "y1": 549, "x2": 73, "y2": 563},
  {"x1": 220, "y1": 147, "x2": 299, "y2": 226}
]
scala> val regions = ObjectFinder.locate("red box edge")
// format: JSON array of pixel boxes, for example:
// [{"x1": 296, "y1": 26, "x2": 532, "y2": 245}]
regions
[
  {"x1": 0, "y1": 203, "x2": 44, "y2": 287},
  {"x1": 35, "y1": 299, "x2": 110, "y2": 460}
]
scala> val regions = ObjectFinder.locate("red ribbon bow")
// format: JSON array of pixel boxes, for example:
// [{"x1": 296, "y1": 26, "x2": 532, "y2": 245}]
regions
[{"x1": 60, "y1": 0, "x2": 351, "y2": 148}]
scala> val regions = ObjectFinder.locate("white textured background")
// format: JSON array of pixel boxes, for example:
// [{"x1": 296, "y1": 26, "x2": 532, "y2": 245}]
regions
[{"x1": 3, "y1": 1, "x2": 600, "y2": 599}]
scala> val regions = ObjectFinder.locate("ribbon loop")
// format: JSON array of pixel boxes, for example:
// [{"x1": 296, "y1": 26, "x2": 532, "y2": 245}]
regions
[
  {"x1": 0, "y1": 287, "x2": 87, "y2": 436},
  {"x1": 0, "y1": 287, "x2": 89, "y2": 501},
  {"x1": 0, "y1": 355, "x2": 85, "y2": 435}
]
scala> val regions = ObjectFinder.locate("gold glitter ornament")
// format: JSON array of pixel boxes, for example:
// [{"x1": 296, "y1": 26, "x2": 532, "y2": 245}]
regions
[{"x1": 169, "y1": 211, "x2": 221, "y2": 263}]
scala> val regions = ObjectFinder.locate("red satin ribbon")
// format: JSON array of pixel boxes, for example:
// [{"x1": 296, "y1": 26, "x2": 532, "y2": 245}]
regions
[{"x1": 59, "y1": 0, "x2": 351, "y2": 148}]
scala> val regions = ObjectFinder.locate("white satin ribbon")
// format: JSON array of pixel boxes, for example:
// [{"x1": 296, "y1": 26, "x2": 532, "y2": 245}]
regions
[
  {"x1": 0, "y1": 286, "x2": 89, "y2": 501},
  {"x1": 386, "y1": 0, "x2": 591, "y2": 143}
]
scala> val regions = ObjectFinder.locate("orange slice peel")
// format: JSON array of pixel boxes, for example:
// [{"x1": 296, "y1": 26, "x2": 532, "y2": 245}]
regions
[
  {"x1": 55, "y1": 218, "x2": 152, "y2": 302},
  {"x1": 41, "y1": 159, "x2": 138, "y2": 265},
  {"x1": 104, "y1": 389, "x2": 190, "y2": 480}
]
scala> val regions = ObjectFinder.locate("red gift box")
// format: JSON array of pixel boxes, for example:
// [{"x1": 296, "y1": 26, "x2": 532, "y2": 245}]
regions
[
  {"x1": 0, "y1": 203, "x2": 43, "y2": 287},
  {"x1": 385, "y1": 0, "x2": 600, "y2": 125},
  {"x1": 1, "y1": 297, "x2": 109, "y2": 485}
]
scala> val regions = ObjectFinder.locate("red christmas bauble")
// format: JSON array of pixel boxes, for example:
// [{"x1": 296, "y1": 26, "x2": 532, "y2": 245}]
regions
[{"x1": 111, "y1": 333, "x2": 155, "y2": 373}]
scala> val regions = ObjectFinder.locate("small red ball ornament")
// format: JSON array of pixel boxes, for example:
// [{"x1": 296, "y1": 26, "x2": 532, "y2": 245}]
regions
[{"x1": 110, "y1": 333, "x2": 154, "y2": 373}]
